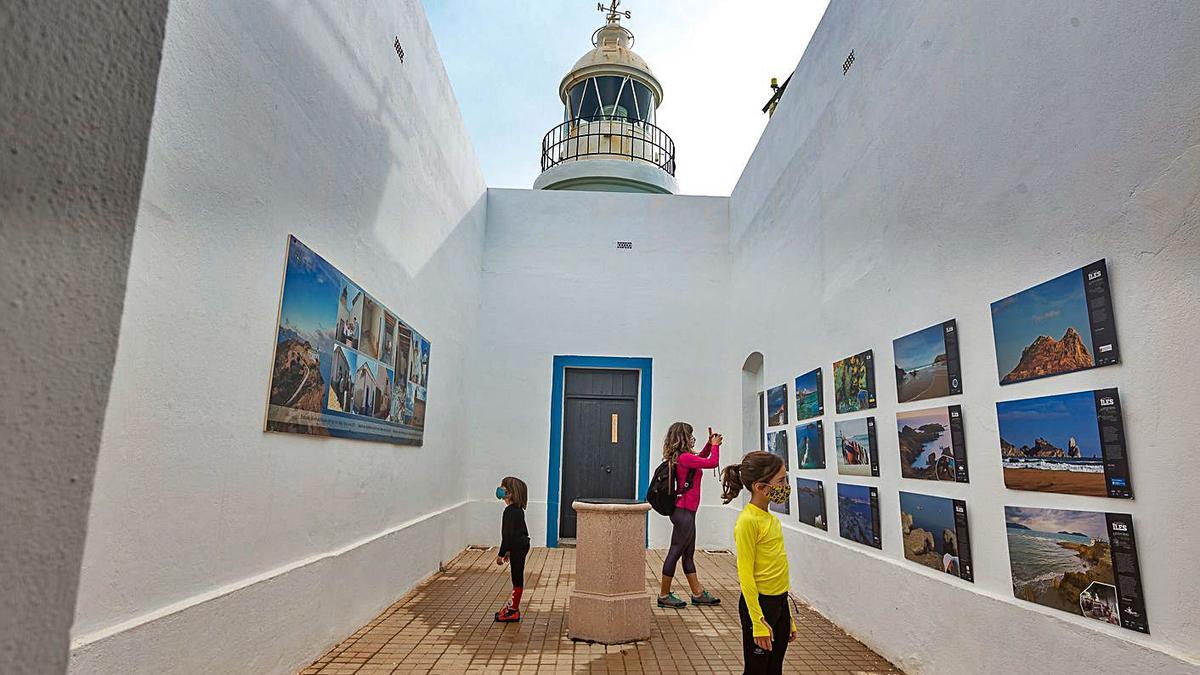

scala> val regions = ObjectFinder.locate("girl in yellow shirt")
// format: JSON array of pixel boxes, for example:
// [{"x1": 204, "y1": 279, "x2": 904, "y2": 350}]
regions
[{"x1": 721, "y1": 451, "x2": 796, "y2": 675}]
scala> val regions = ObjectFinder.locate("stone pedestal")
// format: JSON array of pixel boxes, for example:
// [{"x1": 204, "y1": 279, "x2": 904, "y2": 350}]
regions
[{"x1": 568, "y1": 499, "x2": 653, "y2": 644}]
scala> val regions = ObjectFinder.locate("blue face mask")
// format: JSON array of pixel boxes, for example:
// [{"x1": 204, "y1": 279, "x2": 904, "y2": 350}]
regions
[{"x1": 496, "y1": 487, "x2": 507, "y2": 500}]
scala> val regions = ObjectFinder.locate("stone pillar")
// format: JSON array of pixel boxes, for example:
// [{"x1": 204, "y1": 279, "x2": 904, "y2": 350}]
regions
[{"x1": 568, "y1": 499, "x2": 653, "y2": 644}]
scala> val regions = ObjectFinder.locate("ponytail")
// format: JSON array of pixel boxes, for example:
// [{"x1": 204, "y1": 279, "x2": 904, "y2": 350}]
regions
[
  {"x1": 720, "y1": 451, "x2": 784, "y2": 504},
  {"x1": 721, "y1": 465, "x2": 744, "y2": 503}
]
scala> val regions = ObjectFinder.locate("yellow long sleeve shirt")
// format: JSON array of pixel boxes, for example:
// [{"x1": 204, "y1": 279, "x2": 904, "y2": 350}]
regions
[{"x1": 734, "y1": 502, "x2": 795, "y2": 637}]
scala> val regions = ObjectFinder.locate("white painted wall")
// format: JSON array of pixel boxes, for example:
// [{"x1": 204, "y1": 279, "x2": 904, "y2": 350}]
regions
[
  {"x1": 1, "y1": 2, "x2": 167, "y2": 673},
  {"x1": 467, "y1": 188, "x2": 738, "y2": 551},
  {"x1": 69, "y1": 2, "x2": 486, "y2": 673},
  {"x1": 723, "y1": 2, "x2": 1200, "y2": 673}
]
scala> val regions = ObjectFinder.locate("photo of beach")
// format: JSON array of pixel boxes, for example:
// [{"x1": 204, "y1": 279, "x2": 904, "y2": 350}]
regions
[
  {"x1": 834, "y1": 350, "x2": 875, "y2": 413},
  {"x1": 897, "y1": 407, "x2": 957, "y2": 481},
  {"x1": 795, "y1": 368, "x2": 823, "y2": 421},
  {"x1": 835, "y1": 417, "x2": 875, "y2": 476},
  {"x1": 766, "y1": 430, "x2": 790, "y2": 514},
  {"x1": 894, "y1": 323, "x2": 953, "y2": 403},
  {"x1": 998, "y1": 391, "x2": 1107, "y2": 497},
  {"x1": 837, "y1": 483, "x2": 879, "y2": 548},
  {"x1": 900, "y1": 492, "x2": 968, "y2": 580},
  {"x1": 796, "y1": 478, "x2": 826, "y2": 530},
  {"x1": 991, "y1": 265, "x2": 1109, "y2": 385},
  {"x1": 795, "y1": 421, "x2": 825, "y2": 470},
  {"x1": 1004, "y1": 507, "x2": 1118, "y2": 626},
  {"x1": 767, "y1": 383, "x2": 788, "y2": 427}
]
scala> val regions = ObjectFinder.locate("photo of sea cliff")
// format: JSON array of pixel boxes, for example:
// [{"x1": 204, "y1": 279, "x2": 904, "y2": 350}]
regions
[
  {"x1": 796, "y1": 478, "x2": 826, "y2": 530},
  {"x1": 991, "y1": 267, "x2": 1098, "y2": 385},
  {"x1": 894, "y1": 323, "x2": 951, "y2": 403},
  {"x1": 1004, "y1": 507, "x2": 1117, "y2": 626},
  {"x1": 900, "y1": 492, "x2": 964, "y2": 578},
  {"x1": 835, "y1": 417, "x2": 874, "y2": 476},
  {"x1": 897, "y1": 407, "x2": 956, "y2": 481},
  {"x1": 767, "y1": 383, "x2": 788, "y2": 427},
  {"x1": 998, "y1": 391, "x2": 1106, "y2": 497},
  {"x1": 795, "y1": 421, "x2": 825, "y2": 469},
  {"x1": 795, "y1": 368, "x2": 823, "y2": 420},
  {"x1": 837, "y1": 483, "x2": 877, "y2": 547}
]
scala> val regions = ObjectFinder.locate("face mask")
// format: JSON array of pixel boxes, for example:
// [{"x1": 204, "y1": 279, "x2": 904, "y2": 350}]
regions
[
  {"x1": 496, "y1": 487, "x2": 507, "y2": 500},
  {"x1": 767, "y1": 483, "x2": 790, "y2": 505}
]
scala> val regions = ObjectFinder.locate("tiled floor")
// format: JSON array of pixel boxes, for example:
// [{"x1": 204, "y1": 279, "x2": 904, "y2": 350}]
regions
[{"x1": 301, "y1": 548, "x2": 902, "y2": 674}]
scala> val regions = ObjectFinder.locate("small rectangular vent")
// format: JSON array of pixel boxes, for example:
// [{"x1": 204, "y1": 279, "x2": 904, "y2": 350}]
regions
[
  {"x1": 842, "y1": 49, "x2": 855, "y2": 75},
  {"x1": 616, "y1": 241, "x2": 633, "y2": 249}
]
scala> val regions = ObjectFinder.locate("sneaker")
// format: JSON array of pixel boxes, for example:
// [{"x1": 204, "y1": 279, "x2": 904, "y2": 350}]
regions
[
  {"x1": 690, "y1": 591, "x2": 721, "y2": 606},
  {"x1": 494, "y1": 607, "x2": 521, "y2": 622},
  {"x1": 657, "y1": 592, "x2": 687, "y2": 609}
]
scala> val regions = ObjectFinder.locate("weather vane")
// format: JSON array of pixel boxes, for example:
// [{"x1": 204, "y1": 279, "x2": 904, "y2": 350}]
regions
[{"x1": 598, "y1": 1, "x2": 631, "y2": 21}]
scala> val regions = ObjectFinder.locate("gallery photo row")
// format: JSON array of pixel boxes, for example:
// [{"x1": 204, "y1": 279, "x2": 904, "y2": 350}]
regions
[
  {"x1": 264, "y1": 235, "x2": 431, "y2": 445},
  {"x1": 761, "y1": 259, "x2": 1149, "y2": 635}
]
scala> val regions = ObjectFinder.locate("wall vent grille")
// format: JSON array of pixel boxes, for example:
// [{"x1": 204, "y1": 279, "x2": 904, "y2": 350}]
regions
[{"x1": 616, "y1": 241, "x2": 633, "y2": 249}]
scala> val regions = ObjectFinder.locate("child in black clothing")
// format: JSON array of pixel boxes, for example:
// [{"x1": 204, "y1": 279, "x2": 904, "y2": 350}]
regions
[{"x1": 495, "y1": 476, "x2": 530, "y2": 622}]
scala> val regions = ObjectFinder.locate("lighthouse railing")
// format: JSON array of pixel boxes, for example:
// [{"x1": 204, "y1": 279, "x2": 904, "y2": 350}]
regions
[{"x1": 540, "y1": 116, "x2": 675, "y2": 176}]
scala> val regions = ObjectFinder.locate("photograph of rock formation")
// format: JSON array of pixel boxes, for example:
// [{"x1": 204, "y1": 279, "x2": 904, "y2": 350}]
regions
[
  {"x1": 900, "y1": 492, "x2": 968, "y2": 580},
  {"x1": 991, "y1": 266, "x2": 1103, "y2": 385},
  {"x1": 997, "y1": 391, "x2": 1108, "y2": 497}
]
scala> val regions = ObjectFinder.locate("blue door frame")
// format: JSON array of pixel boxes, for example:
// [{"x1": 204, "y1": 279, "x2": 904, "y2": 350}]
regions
[{"x1": 546, "y1": 355, "x2": 652, "y2": 547}]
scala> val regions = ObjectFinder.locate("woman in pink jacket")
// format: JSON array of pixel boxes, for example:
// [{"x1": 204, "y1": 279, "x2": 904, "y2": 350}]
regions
[{"x1": 658, "y1": 422, "x2": 723, "y2": 608}]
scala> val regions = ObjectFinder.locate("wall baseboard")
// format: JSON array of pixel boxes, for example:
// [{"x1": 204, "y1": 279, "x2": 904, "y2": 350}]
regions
[{"x1": 69, "y1": 501, "x2": 469, "y2": 675}]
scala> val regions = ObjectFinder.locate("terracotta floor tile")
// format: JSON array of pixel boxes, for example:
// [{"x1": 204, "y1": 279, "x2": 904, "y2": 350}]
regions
[{"x1": 299, "y1": 548, "x2": 901, "y2": 674}]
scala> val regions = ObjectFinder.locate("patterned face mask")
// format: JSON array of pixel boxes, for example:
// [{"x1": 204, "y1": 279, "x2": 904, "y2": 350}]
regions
[{"x1": 767, "y1": 483, "x2": 791, "y2": 504}]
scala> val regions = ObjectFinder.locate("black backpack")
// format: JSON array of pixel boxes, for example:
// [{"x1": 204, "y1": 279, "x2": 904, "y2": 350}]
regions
[{"x1": 647, "y1": 460, "x2": 696, "y2": 516}]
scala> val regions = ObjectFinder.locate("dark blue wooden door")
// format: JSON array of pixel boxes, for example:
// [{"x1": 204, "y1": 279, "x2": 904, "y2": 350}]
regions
[{"x1": 559, "y1": 369, "x2": 639, "y2": 540}]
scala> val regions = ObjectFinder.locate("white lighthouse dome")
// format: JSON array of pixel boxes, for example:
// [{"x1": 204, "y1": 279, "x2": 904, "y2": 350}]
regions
[{"x1": 534, "y1": 2, "x2": 676, "y2": 194}]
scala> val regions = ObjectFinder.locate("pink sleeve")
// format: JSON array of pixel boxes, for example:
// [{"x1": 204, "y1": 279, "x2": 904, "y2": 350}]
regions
[{"x1": 678, "y1": 443, "x2": 719, "y2": 469}]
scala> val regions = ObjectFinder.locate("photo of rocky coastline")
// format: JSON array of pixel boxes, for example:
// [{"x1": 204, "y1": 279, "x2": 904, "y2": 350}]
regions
[
  {"x1": 796, "y1": 421, "x2": 825, "y2": 470},
  {"x1": 1004, "y1": 507, "x2": 1119, "y2": 626},
  {"x1": 796, "y1": 478, "x2": 826, "y2": 530},
  {"x1": 900, "y1": 492, "x2": 967, "y2": 579},
  {"x1": 998, "y1": 391, "x2": 1107, "y2": 497},
  {"x1": 837, "y1": 483, "x2": 878, "y2": 548},
  {"x1": 896, "y1": 407, "x2": 957, "y2": 481},
  {"x1": 795, "y1": 368, "x2": 823, "y2": 420}
]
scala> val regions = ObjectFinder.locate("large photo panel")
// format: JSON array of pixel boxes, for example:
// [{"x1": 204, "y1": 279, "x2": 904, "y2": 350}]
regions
[
  {"x1": 991, "y1": 260, "x2": 1120, "y2": 385},
  {"x1": 266, "y1": 235, "x2": 429, "y2": 445},
  {"x1": 1005, "y1": 506, "x2": 1148, "y2": 633},
  {"x1": 997, "y1": 389, "x2": 1131, "y2": 498}
]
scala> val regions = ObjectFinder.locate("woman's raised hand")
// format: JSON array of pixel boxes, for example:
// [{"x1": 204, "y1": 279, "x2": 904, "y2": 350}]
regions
[{"x1": 708, "y1": 427, "x2": 723, "y2": 446}]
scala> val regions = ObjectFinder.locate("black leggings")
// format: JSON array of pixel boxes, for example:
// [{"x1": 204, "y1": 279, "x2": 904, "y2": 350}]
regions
[
  {"x1": 662, "y1": 507, "x2": 697, "y2": 577},
  {"x1": 739, "y1": 593, "x2": 791, "y2": 675},
  {"x1": 509, "y1": 547, "x2": 527, "y2": 588}
]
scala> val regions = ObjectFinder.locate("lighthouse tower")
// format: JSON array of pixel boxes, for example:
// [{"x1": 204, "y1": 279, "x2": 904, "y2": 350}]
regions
[{"x1": 533, "y1": 1, "x2": 677, "y2": 194}]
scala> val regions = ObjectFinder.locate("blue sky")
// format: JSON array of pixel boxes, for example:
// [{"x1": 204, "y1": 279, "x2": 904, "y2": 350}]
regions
[
  {"x1": 424, "y1": 1, "x2": 829, "y2": 195},
  {"x1": 991, "y1": 268, "x2": 1094, "y2": 375},
  {"x1": 795, "y1": 368, "x2": 820, "y2": 395},
  {"x1": 278, "y1": 238, "x2": 341, "y2": 338},
  {"x1": 996, "y1": 391, "x2": 1102, "y2": 458},
  {"x1": 894, "y1": 323, "x2": 946, "y2": 370},
  {"x1": 1005, "y1": 506, "x2": 1108, "y2": 540}
]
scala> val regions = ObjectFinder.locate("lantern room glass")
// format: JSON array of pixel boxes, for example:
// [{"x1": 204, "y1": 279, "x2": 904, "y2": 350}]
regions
[{"x1": 564, "y1": 76, "x2": 657, "y2": 125}]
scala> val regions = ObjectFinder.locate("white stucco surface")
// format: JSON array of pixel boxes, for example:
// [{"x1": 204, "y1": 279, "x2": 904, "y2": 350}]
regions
[
  {"x1": 1, "y1": 2, "x2": 167, "y2": 673},
  {"x1": 725, "y1": 2, "x2": 1200, "y2": 673},
  {"x1": 68, "y1": 2, "x2": 485, "y2": 673},
  {"x1": 468, "y1": 188, "x2": 735, "y2": 551}
]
